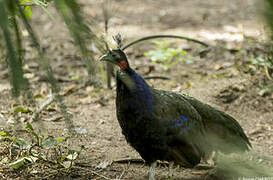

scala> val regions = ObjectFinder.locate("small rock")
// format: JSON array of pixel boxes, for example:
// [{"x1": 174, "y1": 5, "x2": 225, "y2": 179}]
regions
[
  {"x1": 96, "y1": 161, "x2": 112, "y2": 170},
  {"x1": 75, "y1": 128, "x2": 88, "y2": 135}
]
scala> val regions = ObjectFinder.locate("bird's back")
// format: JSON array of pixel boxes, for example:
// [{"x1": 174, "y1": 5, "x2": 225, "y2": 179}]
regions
[
  {"x1": 180, "y1": 93, "x2": 252, "y2": 153},
  {"x1": 150, "y1": 89, "x2": 212, "y2": 166}
]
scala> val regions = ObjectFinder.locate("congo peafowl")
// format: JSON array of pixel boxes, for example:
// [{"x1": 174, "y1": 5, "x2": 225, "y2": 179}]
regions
[{"x1": 100, "y1": 49, "x2": 251, "y2": 180}]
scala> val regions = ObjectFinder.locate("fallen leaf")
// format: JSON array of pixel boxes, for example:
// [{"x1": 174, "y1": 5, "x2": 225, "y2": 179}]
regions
[
  {"x1": 0, "y1": 157, "x2": 9, "y2": 165},
  {"x1": 44, "y1": 116, "x2": 63, "y2": 122},
  {"x1": 96, "y1": 161, "x2": 112, "y2": 170},
  {"x1": 23, "y1": 73, "x2": 35, "y2": 79},
  {"x1": 75, "y1": 128, "x2": 88, "y2": 135},
  {"x1": 62, "y1": 161, "x2": 73, "y2": 169},
  {"x1": 25, "y1": 156, "x2": 38, "y2": 163},
  {"x1": 61, "y1": 85, "x2": 77, "y2": 96},
  {"x1": 9, "y1": 158, "x2": 25, "y2": 169}
]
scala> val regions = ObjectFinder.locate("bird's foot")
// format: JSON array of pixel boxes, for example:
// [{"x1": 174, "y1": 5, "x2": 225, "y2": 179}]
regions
[
  {"x1": 149, "y1": 161, "x2": 157, "y2": 180},
  {"x1": 203, "y1": 168, "x2": 218, "y2": 180},
  {"x1": 168, "y1": 161, "x2": 174, "y2": 180}
]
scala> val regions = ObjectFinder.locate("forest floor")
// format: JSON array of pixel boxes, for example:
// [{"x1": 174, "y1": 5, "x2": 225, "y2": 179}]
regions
[{"x1": 0, "y1": 0, "x2": 273, "y2": 179}]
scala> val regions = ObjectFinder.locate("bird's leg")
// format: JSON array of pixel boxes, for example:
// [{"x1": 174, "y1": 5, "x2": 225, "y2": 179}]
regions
[
  {"x1": 212, "y1": 151, "x2": 218, "y2": 166},
  {"x1": 168, "y1": 161, "x2": 174, "y2": 180},
  {"x1": 149, "y1": 161, "x2": 157, "y2": 180}
]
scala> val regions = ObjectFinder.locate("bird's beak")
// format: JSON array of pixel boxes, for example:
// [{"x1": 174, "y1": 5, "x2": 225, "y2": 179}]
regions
[
  {"x1": 99, "y1": 54, "x2": 109, "y2": 61},
  {"x1": 99, "y1": 52, "x2": 118, "y2": 65}
]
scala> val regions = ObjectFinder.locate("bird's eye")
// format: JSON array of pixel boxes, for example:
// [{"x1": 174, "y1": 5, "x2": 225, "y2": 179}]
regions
[{"x1": 113, "y1": 53, "x2": 119, "y2": 59}]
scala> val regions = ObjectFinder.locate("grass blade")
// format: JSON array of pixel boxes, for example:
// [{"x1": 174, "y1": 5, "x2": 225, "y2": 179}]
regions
[{"x1": 0, "y1": 0, "x2": 27, "y2": 97}]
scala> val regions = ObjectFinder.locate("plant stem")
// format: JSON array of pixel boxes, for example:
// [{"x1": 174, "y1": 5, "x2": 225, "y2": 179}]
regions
[{"x1": 122, "y1": 35, "x2": 210, "y2": 50}]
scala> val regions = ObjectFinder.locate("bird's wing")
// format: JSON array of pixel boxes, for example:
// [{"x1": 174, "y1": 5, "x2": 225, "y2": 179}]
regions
[
  {"x1": 181, "y1": 93, "x2": 251, "y2": 152},
  {"x1": 151, "y1": 89, "x2": 210, "y2": 166}
]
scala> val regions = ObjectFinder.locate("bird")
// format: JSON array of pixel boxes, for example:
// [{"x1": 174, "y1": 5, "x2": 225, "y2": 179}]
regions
[{"x1": 100, "y1": 48, "x2": 251, "y2": 180}]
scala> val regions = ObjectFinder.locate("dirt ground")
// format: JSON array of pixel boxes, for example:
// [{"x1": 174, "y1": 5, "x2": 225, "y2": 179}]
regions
[{"x1": 0, "y1": 0, "x2": 273, "y2": 179}]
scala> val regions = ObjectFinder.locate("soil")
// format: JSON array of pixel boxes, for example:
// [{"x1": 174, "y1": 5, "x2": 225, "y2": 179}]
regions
[{"x1": 0, "y1": 0, "x2": 273, "y2": 179}]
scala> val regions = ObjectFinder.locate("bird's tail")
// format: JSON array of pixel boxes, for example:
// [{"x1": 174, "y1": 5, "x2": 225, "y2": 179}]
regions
[{"x1": 182, "y1": 94, "x2": 252, "y2": 153}]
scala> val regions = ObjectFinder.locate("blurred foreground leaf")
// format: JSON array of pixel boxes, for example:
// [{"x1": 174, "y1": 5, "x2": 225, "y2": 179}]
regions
[{"x1": 0, "y1": 0, "x2": 28, "y2": 97}]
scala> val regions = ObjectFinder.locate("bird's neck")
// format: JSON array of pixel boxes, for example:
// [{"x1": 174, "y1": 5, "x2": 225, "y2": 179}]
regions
[{"x1": 117, "y1": 68, "x2": 153, "y2": 111}]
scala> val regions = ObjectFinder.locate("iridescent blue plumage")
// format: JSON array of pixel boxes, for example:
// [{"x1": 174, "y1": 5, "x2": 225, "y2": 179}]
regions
[{"x1": 122, "y1": 68, "x2": 154, "y2": 112}]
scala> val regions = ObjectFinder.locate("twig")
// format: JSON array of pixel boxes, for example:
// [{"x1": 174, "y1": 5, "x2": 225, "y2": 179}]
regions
[
  {"x1": 74, "y1": 162, "x2": 93, "y2": 168},
  {"x1": 114, "y1": 158, "x2": 172, "y2": 166},
  {"x1": 42, "y1": 169, "x2": 59, "y2": 179},
  {"x1": 122, "y1": 34, "x2": 210, "y2": 50},
  {"x1": 91, "y1": 170, "x2": 112, "y2": 180},
  {"x1": 73, "y1": 166, "x2": 112, "y2": 180},
  {"x1": 121, "y1": 34, "x2": 243, "y2": 55},
  {"x1": 31, "y1": 94, "x2": 54, "y2": 122},
  {"x1": 143, "y1": 75, "x2": 171, "y2": 80},
  {"x1": 117, "y1": 162, "x2": 129, "y2": 180},
  {"x1": 265, "y1": 66, "x2": 273, "y2": 80},
  {"x1": 113, "y1": 158, "x2": 144, "y2": 164}
]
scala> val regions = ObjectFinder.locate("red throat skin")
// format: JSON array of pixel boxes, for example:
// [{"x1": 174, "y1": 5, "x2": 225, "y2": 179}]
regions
[{"x1": 118, "y1": 60, "x2": 128, "y2": 70}]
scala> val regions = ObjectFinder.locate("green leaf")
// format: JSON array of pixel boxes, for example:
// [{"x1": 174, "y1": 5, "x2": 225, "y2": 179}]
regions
[
  {"x1": 42, "y1": 137, "x2": 59, "y2": 148},
  {"x1": 14, "y1": 106, "x2": 31, "y2": 113},
  {"x1": 251, "y1": 55, "x2": 273, "y2": 68},
  {"x1": 259, "y1": 84, "x2": 273, "y2": 96},
  {"x1": 26, "y1": 122, "x2": 34, "y2": 131},
  {"x1": 180, "y1": 49, "x2": 187, "y2": 56},
  {"x1": 23, "y1": 6, "x2": 32, "y2": 20},
  {"x1": 166, "y1": 48, "x2": 179, "y2": 56},
  {"x1": 145, "y1": 41, "x2": 193, "y2": 70},
  {"x1": 9, "y1": 158, "x2": 25, "y2": 169},
  {"x1": 55, "y1": 136, "x2": 69, "y2": 142},
  {"x1": 25, "y1": 156, "x2": 38, "y2": 163},
  {"x1": 55, "y1": 137, "x2": 64, "y2": 142},
  {"x1": 66, "y1": 152, "x2": 78, "y2": 160},
  {"x1": 34, "y1": 94, "x2": 45, "y2": 99},
  {"x1": 60, "y1": 155, "x2": 67, "y2": 162},
  {"x1": 71, "y1": 75, "x2": 79, "y2": 80},
  {"x1": 0, "y1": 131, "x2": 12, "y2": 137},
  {"x1": 152, "y1": 40, "x2": 170, "y2": 48},
  {"x1": 14, "y1": 138, "x2": 31, "y2": 150}
]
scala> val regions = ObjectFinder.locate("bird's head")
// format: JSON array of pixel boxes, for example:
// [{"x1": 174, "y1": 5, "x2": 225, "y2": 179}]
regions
[{"x1": 99, "y1": 49, "x2": 129, "y2": 70}]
